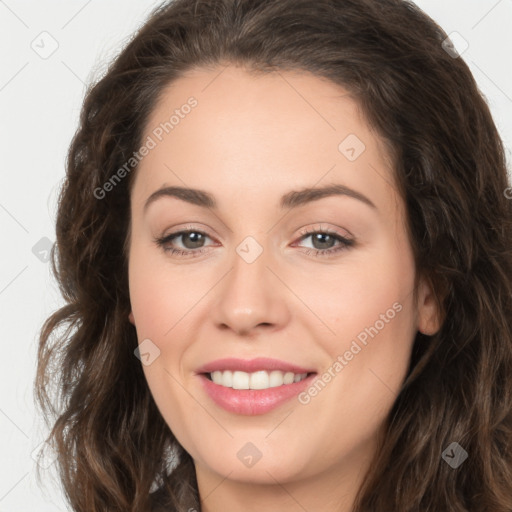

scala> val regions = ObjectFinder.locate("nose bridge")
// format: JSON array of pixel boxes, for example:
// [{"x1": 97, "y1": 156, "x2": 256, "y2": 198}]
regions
[{"x1": 213, "y1": 233, "x2": 289, "y2": 335}]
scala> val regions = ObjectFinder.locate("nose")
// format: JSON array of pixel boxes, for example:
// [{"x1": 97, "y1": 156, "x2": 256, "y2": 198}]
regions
[{"x1": 212, "y1": 238, "x2": 291, "y2": 338}]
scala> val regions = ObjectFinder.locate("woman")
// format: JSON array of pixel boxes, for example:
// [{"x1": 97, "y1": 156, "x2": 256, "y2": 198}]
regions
[{"x1": 35, "y1": 0, "x2": 512, "y2": 510}]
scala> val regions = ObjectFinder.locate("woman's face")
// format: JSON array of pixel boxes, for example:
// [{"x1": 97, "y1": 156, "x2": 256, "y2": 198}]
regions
[{"x1": 127, "y1": 65, "x2": 440, "y2": 503}]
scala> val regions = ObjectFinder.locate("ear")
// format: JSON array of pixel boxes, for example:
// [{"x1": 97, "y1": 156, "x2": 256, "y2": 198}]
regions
[
  {"x1": 128, "y1": 311, "x2": 135, "y2": 325},
  {"x1": 416, "y1": 276, "x2": 443, "y2": 336}
]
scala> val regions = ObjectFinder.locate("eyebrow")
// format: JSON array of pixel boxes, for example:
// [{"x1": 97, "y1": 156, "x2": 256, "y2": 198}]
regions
[{"x1": 143, "y1": 183, "x2": 377, "y2": 213}]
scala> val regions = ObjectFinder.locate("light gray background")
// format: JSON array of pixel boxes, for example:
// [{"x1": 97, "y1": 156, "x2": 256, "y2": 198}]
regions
[{"x1": 1, "y1": 1, "x2": 511, "y2": 510}]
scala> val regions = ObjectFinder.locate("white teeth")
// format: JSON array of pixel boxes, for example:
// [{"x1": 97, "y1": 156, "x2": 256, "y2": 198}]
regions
[
  {"x1": 269, "y1": 370, "x2": 285, "y2": 388},
  {"x1": 211, "y1": 370, "x2": 226, "y2": 386},
  {"x1": 283, "y1": 372, "x2": 295, "y2": 385},
  {"x1": 249, "y1": 371, "x2": 269, "y2": 390},
  {"x1": 233, "y1": 371, "x2": 250, "y2": 389},
  {"x1": 209, "y1": 370, "x2": 308, "y2": 389}
]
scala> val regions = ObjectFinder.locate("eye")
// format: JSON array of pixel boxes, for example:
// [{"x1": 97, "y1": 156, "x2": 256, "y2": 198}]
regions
[
  {"x1": 154, "y1": 224, "x2": 355, "y2": 259},
  {"x1": 154, "y1": 229, "x2": 215, "y2": 258},
  {"x1": 293, "y1": 226, "x2": 355, "y2": 257}
]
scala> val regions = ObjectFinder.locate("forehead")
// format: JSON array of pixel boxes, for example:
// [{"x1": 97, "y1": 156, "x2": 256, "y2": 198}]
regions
[{"x1": 132, "y1": 65, "x2": 399, "y2": 218}]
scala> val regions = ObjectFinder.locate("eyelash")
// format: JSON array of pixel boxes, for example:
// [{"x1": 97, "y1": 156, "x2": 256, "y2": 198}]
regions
[{"x1": 153, "y1": 226, "x2": 355, "y2": 259}]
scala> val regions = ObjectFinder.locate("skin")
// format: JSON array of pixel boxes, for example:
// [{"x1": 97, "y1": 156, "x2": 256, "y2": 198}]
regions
[{"x1": 127, "y1": 64, "x2": 441, "y2": 512}]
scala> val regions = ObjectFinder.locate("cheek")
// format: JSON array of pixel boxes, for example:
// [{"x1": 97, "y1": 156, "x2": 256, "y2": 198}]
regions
[
  {"x1": 128, "y1": 248, "x2": 207, "y2": 412},
  {"x1": 294, "y1": 241, "x2": 418, "y2": 427},
  {"x1": 294, "y1": 252, "x2": 416, "y2": 462},
  {"x1": 295, "y1": 246, "x2": 415, "y2": 352},
  {"x1": 128, "y1": 250, "x2": 198, "y2": 444},
  {"x1": 128, "y1": 244, "x2": 203, "y2": 338}
]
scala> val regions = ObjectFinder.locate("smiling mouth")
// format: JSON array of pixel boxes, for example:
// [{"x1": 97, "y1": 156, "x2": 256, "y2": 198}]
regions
[{"x1": 203, "y1": 370, "x2": 316, "y2": 390}]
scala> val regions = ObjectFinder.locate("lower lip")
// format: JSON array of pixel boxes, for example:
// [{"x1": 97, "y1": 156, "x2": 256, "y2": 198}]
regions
[{"x1": 198, "y1": 373, "x2": 316, "y2": 415}]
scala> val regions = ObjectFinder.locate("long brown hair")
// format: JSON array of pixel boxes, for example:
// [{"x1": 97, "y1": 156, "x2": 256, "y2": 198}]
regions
[{"x1": 35, "y1": 0, "x2": 512, "y2": 510}]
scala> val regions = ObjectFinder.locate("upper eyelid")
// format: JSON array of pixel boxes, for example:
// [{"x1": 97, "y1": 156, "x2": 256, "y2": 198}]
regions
[
  {"x1": 162, "y1": 225, "x2": 349, "y2": 239},
  {"x1": 297, "y1": 224, "x2": 351, "y2": 237},
  {"x1": 161, "y1": 226, "x2": 352, "y2": 247}
]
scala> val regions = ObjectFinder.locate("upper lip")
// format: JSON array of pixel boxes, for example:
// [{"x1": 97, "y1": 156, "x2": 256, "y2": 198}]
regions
[{"x1": 196, "y1": 357, "x2": 316, "y2": 375}]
